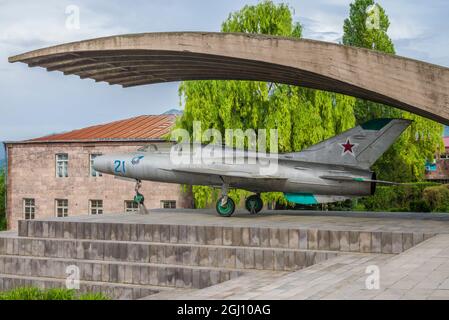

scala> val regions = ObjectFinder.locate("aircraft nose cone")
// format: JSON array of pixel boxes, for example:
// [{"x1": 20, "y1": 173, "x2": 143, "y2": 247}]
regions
[{"x1": 92, "y1": 155, "x2": 111, "y2": 174}]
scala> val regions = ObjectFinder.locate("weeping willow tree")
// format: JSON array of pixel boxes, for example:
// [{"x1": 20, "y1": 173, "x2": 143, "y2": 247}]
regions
[
  {"x1": 343, "y1": 0, "x2": 443, "y2": 182},
  {"x1": 175, "y1": 0, "x2": 356, "y2": 208}
]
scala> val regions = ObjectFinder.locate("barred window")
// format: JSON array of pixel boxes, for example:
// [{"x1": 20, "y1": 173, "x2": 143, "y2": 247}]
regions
[
  {"x1": 160, "y1": 200, "x2": 176, "y2": 209},
  {"x1": 56, "y1": 154, "x2": 68, "y2": 178},
  {"x1": 23, "y1": 198, "x2": 35, "y2": 220},
  {"x1": 90, "y1": 200, "x2": 103, "y2": 215},
  {"x1": 125, "y1": 201, "x2": 139, "y2": 213},
  {"x1": 55, "y1": 199, "x2": 68, "y2": 217}
]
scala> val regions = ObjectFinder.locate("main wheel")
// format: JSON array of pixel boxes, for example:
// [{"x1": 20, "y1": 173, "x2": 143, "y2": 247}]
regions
[
  {"x1": 216, "y1": 197, "x2": 236, "y2": 217},
  {"x1": 245, "y1": 195, "x2": 263, "y2": 214},
  {"x1": 134, "y1": 192, "x2": 145, "y2": 205}
]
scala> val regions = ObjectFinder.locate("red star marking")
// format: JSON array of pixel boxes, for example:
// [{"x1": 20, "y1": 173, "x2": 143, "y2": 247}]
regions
[{"x1": 341, "y1": 139, "x2": 355, "y2": 155}]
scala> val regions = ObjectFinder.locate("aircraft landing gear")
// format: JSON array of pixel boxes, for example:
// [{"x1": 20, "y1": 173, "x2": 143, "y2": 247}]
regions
[
  {"x1": 134, "y1": 180, "x2": 148, "y2": 214},
  {"x1": 216, "y1": 183, "x2": 235, "y2": 217},
  {"x1": 245, "y1": 194, "x2": 263, "y2": 214}
]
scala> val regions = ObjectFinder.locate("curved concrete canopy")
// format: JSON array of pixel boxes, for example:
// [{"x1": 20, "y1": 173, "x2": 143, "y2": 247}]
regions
[{"x1": 8, "y1": 32, "x2": 449, "y2": 125}]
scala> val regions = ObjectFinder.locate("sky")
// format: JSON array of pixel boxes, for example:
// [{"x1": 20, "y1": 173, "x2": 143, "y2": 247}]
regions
[{"x1": 0, "y1": 0, "x2": 448, "y2": 143}]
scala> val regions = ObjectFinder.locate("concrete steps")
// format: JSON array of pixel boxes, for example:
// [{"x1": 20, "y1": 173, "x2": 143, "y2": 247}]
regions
[
  {"x1": 0, "y1": 218, "x2": 434, "y2": 299},
  {"x1": 0, "y1": 236, "x2": 338, "y2": 271},
  {"x1": 0, "y1": 254, "x2": 245, "y2": 289},
  {"x1": 18, "y1": 220, "x2": 435, "y2": 254}
]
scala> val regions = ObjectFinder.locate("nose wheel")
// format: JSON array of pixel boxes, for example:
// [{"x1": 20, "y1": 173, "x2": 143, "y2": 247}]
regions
[
  {"x1": 134, "y1": 180, "x2": 148, "y2": 214},
  {"x1": 216, "y1": 182, "x2": 235, "y2": 217},
  {"x1": 245, "y1": 194, "x2": 263, "y2": 214}
]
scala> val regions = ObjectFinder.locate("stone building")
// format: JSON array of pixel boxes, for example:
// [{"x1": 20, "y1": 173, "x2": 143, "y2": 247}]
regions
[{"x1": 4, "y1": 114, "x2": 192, "y2": 230}]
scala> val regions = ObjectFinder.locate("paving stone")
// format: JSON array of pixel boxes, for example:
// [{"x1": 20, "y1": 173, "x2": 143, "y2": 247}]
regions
[
  {"x1": 178, "y1": 225, "x2": 188, "y2": 243},
  {"x1": 371, "y1": 232, "x2": 382, "y2": 253},
  {"x1": 48, "y1": 222, "x2": 56, "y2": 238},
  {"x1": 152, "y1": 225, "x2": 161, "y2": 242},
  {"x1": 392, "y1": 233, "x2": 403, "y2": 254},
  {"x1": 263, "y1": 250, "x2": 274, "y2": 270},
  {"x1": 329, "y1": 231, "x2": 340, "y2": 251},
  {"x1": 198, "y1": 247, "x2": 209, "y2": 267},
  {"x1": 169, "y1": 225, "x2": 179, "y2": 243},
  {"x1": 18, "y1": 221, "x2": 28, "y2": 237},
  {"x1": 307, "y1": 229, "x2": 318, "y2": 250},
  {"x1": 143, "y1": 224, "x2": 152, "y2": 242},
  {"x1": 182, "y1": 268, "x2": 193, "y2": 288},
  {"x1": 236, "y1": 248, "x2": 245, "y2": 269},
  {"x1": 223, "y1": 227, "x2": 233, "y2": 246},
  {"x1": 288, "y1": 229, "x2": 299, "y2": 249},
  {"x1": 140, "y1": 266, "x2": 149, "y2": 285},
  {"x1": 244, "y1": 249, "x2": 255, "y2": 269},
  {"x1": 274, "y1": 250, "x2": 285, "y2": 271},
  {"x1": 130, "y1": 224, "x2": 139, "y2": 242},
  {"x1": 260, "y1": 228, "x2": 270, "y2": 247},
  {"x1": 205, "y1": 227, "x2": 215, "y2": 245},
  {"x1": 160, "y1": 225, "x2": 170, "y2": 243},
  {"x1": 223, "y1": 248, "x2": 236, "y2": 268},
  {"x1": 339, "y1": 231, "x2": 350, "y2": 251},
  {"x1": 381, "y1": 232, "x2": 393, "y2": 254},
  {"x1": 233, "y1": 228, "x2": 243, "y2": 246},
  {"x1": 360, "y1": 232, "x2": 372, "y2": 253},
  {"x1": 250, "y1": 228, "x2": 261, "y2": 247},
  {"x1": 279, "y1": 229, "x2": 289, "y2": 248},
  {"x1": 269, "y1": 229, "x2": 280, "y2": 248},
  {"x1": 349, "y1": 231, "x2": 360, "y2": 252},
  {"x1": 413, "y1": 233, "x2": 424, "y2": 246},
  {"x1": 241, "y1": 228, "x2": 250, "y2": 246},
  {"x1": 255, "y1": 250, "x2": 264, "y2": 270},
  {"x1": 299, "y1": 229, "x2": 308, "y2": 249},
  {"x1": 403, "y1": 233, "x2": 414, "y2": 251},
  {"x1": 318, "y1": 230, "x2": 330, "y2": 250},
  {"x1": 214, "y1": 227, "x2": 223, "y2": 246},
  {"x1": 186, "y1": 225, "x2": 197, "y2": 244}
]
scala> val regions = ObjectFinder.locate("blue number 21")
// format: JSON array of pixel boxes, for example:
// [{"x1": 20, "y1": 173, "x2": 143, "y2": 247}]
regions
[{"x1": 114, "y1": 160, "x2": 126, "y2": 174}]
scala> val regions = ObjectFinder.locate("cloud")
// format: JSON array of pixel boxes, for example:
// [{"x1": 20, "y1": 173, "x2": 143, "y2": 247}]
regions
[{"x1": 0, "y1": 0, "x2": 448, "y2": 142}]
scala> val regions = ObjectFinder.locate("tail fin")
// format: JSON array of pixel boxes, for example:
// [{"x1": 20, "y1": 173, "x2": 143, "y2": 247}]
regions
[{"x1": 285, "y1": 118, "x2": 412, "y2": 169}]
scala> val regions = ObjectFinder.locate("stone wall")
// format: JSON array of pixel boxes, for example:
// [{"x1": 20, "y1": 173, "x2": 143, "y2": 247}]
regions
[{"x1": 5, "y1": 141, "x2": 193, "y2": 230}]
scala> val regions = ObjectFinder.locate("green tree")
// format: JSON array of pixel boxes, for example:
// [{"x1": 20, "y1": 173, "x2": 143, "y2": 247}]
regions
[
  {"x1": 176, "y1": 1, "x2": 356, "y2": 208},
  {"x1": 343, "y1": 0, "x2": 443, "y2": 181},
  {"x1": 0, "y1": 169, "x2": 6, "y2": 230}
]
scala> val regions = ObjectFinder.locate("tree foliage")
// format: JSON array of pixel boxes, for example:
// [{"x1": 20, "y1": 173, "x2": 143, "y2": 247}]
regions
[
  {"x1": 176, "y1": 1, "x2": 356, "y2": 208},
  {"x1": 343, "y1": 0, "x2": 443, "y2": 182}
]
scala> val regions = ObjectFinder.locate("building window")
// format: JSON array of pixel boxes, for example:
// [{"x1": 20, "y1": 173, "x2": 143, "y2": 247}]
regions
[
  {"x1": 23, "y1": 198, "x2": 35, "y2": 220},
  {"x1": 90, "y1": 154, "x2": 102, "y2": 177},
  {"x1": 56, "y1": 153, "x2": 68, "y2": 178},
  {"x1": 90, "y1": 200, "x2": 103, "y2": 215},
  {"x1": 125, "y1": 200, "x2": 139, "y2": 213},
  {"x1": 55, "y1": 199, "x2": 68, "y2": 217},
  {"x1": 161, "y1": 200, "x2": 176, "y2": 209}
]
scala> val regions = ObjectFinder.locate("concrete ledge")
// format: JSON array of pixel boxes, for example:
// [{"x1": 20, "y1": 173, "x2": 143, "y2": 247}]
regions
[{"x1": 18, "y1": 220, "x2": 434, "y2": 254}]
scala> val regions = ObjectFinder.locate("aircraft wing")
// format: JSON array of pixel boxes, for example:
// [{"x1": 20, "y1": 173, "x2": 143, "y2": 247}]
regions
[
  {"x1": 169, "y1": 167, "x2": 286, "y2": 180},
  {"x1": 320, "y1": 175, "x2": 401, "y2": 185}
]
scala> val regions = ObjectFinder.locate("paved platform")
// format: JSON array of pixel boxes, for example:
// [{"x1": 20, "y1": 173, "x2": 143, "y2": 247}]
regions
[
  {"x1": 2, "y1": 209, "x2": 449, "y2": 299},
  {"x1": 35, "y1": 209, "x2": 449, "y2": 234},
  {"x1": 145, "y1": 234, "x2": 449, "y2": 300}
]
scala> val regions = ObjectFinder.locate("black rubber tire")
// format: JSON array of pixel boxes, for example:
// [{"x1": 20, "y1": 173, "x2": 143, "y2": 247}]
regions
[
  {"x1": 216, "y1": 197, "x2": 236, "y2": 217},
  {"x1": 245, "y1": 195, "x2": 263, "y2": 214}
]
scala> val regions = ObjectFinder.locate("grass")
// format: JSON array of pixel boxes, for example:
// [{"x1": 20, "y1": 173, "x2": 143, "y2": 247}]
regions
[{"x1": 0, "y1": 287, "x2": 110, "y2": 300}]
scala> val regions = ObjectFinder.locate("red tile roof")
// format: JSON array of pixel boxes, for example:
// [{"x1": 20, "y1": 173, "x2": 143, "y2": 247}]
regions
[{"x1": 29, "y1": 115, "x2": 176, "y2": 142}]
